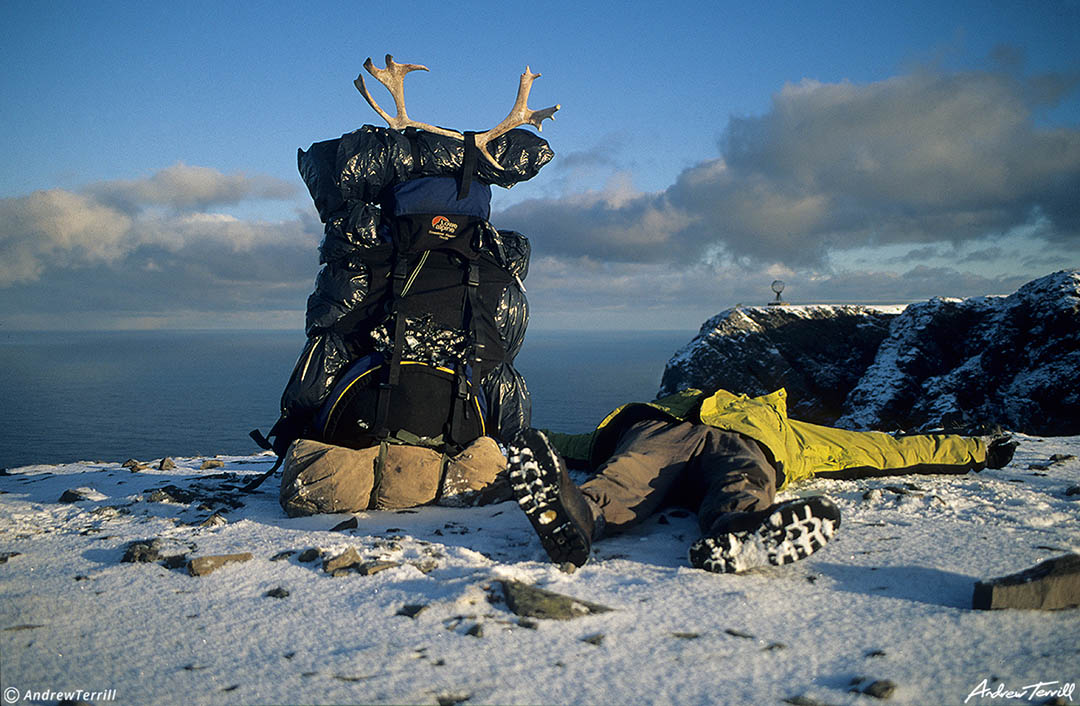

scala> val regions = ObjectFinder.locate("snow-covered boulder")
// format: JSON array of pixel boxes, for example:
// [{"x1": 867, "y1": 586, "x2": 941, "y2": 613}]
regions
[
  {"x1": 838, "y1": 270, "x2": 1080, "y2": 434},
  {"x1": 659, "y1": 305, "x2": 897, "y2": 425},
  {"x1": 661, "y1": 270, "x2": 1080, "y2": 435}
]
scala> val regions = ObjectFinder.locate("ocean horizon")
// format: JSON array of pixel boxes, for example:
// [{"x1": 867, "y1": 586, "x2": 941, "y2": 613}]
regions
[{"x1": 0, "y1": 328, "x2": 694, "y2": 468}]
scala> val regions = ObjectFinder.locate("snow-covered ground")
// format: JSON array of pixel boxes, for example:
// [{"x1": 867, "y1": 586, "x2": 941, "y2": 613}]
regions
[{"x1": 1, "y1": 436, "x2": 1078, "y2": 706}]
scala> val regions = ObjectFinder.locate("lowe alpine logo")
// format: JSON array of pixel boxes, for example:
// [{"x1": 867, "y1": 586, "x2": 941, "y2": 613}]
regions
[{"x1": 429, "y1": 215, "x2": 460, "y2": 240}]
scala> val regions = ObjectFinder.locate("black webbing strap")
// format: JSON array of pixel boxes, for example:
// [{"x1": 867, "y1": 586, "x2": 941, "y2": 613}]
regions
[
  {"x1": 239, "y1": 454, "x2": 284, "y2": 493},
  {"x1": 458, "y1": 131, "x2": 478, "y2": 200},
  {"x1": 375, "y1": 258, "x2": 411, "y2": 440},
  {"x1": 445, "y1": 261, "x2": 481, "y2": 447},
  {"x1": 249, "y1": 428, "x2": 273, "y2": 451},
  {"x1": 404, "y1": 126, "x2": 423, "y2": 175},
  {"x1": 464, "y1": 261, "x2": 482, "y2": 370}
]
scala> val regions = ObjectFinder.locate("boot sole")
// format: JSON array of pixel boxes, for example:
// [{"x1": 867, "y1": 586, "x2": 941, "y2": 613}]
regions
[
  {"x1": 508, "y1": 436, "x2": 591, "y2": 568},
  {"x1": 688, "y1": 498, "x2": 840, "y2": 574}
]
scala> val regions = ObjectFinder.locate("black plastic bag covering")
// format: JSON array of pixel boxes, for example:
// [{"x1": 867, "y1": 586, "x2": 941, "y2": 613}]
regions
[
  {"x1": 298, "y1": 125, "x2": 554, "y2": 221},
  {"x1": 482, "y1": 362, "x2": 531, "y2": 441},
  {"x1": 280, "y1": 331, "x2": 353, "y2": 416},
  {"x1": 279, "y1": 123, "x2": 549, "y2": 447},
  {"x1": 304, "y1": 263, "x2": 370, "y2": 335}
]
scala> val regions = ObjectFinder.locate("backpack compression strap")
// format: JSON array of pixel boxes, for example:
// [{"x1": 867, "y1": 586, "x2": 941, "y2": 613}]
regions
[
  {"x1": 374, "y1": 257, "x2": 413, "y2": 442},
  {"x1": 443, "y1": 261, "x2": 482, "y2": 448},
  {"x1": 458, "y1": 132, "x2": 479, "y2": 200}
]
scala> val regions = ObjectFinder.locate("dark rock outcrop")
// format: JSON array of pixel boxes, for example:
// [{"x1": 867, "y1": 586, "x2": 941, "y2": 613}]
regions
[
  {"x1": 837, "y1": 271, "x2": 1080, "y2": 435},
  {"x1": 496, "y1": 580, "x2": 612, "y2": 620},
  {"x1": 660, "y1": 271, "x2": 1080, "y2": 435},
  {"x1": 973, "y1": 553, "x2": 1080, "y2": 610},
  {"x1": 660, "y1": 305, "x2": 895, "y2": 425}
]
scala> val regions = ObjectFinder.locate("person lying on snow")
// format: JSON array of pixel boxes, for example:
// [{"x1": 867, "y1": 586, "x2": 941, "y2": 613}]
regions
[{"x1": 506, "y1": 387, "x2": 1017, "y2": 574}]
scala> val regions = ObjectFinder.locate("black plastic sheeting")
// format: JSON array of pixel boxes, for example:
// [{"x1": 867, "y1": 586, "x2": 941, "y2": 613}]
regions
[{"x1": 274, "y1": 125, "x2": 552, "y2": 451}]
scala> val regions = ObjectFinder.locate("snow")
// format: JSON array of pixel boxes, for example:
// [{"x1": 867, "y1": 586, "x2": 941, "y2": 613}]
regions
[{"x1": 1, "y1": 439, "x2": 1078, "y2": 706}]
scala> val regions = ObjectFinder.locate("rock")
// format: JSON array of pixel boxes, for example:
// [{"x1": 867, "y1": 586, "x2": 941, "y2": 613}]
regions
[
  {"x1": 121, "y1": 458, "x2": 141, "y2": 469},
  {"x1": 580, "y1": 633, "x2": 604, "y2": 645},
  {"x1": 91, "y1": 504, "x2": 131, "y2": 518},
  {"x1": 200, "y1": 459, "x2": 225, "y2": 470},
  {"x1": 264, "y1": 587, "x2": 290, "y2": 599},
  {"x1": 161, "y1": 554, "x2": 188, "y2": 570},
  {"x1": 498, "y1": 580, "x2": 613, "y2": 620},
  {"x1": 408, "y1": 558, "x2": 439, "y2": 574},
  {"x1": 357, "y1": 560, "x2": 400, "y2": 576},
  {"x1": 323, "y1": 547, "x2": 364, "y2": 574},
  {"x1": 187, "y1": 553, "x2": 253, "y2": 577},
  {"x1": 121, "y1": 539, "x2": 164, "y2": 563},
  {"x1": 862, "y1": 680, "x2": 897, "y2": 699},
  {"x1": 330, "y1": 517, "x2": 359, "y2": 532},
  {"x1": 297, "y1": 548, "x2": 321, "y2": 563},
  {"x1": 782, "y1": 696, "x2": 836, "y2": 706},
  {"x1": 270, "y1": 550, "x2": 296, "y2": 562},
  {"x1": 145, "y1": 485, "x2": 198, "y2": 504},
  {"x1": 396, "y1": 604, "x2": 427, "y2": 618},
  {"x1": 1065, "y1": 485, "x2": 1080, "y2": 497},
  {"x1": 121, "y1": 538, "x2": 191, "y2": 566},
  {"x1": 58, "y1": 489, "x2": 89, "y2": 503},
  {"x1": 973, "y1": 553, "x2": 1080, "y2": 610},
  {"x1": 0, "y1": 551, "x2": 21, "y2": 564},
  {"x1": 198, "y1": 512, "x2": 228, "y2": 528},
  {"x1": 436, "y1": 693, "x2": 471, "y2": 706},
  {"x1": 158, "y1": 457, "x2": 177, "y2": 470},
  {"x1": 663, "y1": 271, "x2": 1080, "y2": 435},
  {"x1": 465, "y1": 623, "x2": 484, "y2": 638},
  {"x1": 661, "y1": 305, "x2": 894, "y2": 425}
]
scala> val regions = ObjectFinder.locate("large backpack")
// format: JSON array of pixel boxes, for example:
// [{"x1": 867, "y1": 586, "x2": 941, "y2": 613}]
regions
[
  {"x1": 248, "y1": 126, "x2": 548, "y2": 490},
  {"x1": 311, "y1": 174, "x2": 515, "y2": 453}
]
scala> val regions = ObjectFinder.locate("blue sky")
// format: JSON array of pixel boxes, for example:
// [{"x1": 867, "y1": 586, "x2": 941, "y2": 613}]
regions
[{"x1": 1, "y1": 0, "x2": 1077, "y2": 330}]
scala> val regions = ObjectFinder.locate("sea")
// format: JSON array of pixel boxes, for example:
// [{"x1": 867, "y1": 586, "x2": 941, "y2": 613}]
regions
[{"x1": 0, "y1": 329, "x2": 695, "y2": 468}]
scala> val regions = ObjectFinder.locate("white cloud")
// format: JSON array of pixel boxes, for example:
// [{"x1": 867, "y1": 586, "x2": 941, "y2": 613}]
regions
[
  {"x1": 0, "y1": 164, "x2": 311, "y2": 287},
  {"x1": 84, "y1": 163, "x2": 298, "y2": 213},
  {"x1": 0, "y1": 189, "x2": 132, "y2": 285},
  {"x1": 498, "y1": 65, "x2": 1080, "y2": 269}
]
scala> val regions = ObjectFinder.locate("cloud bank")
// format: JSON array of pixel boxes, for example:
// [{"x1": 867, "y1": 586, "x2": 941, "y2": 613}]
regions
[
  {"x1": 0, "y1": 164, "x2": 308, "y2": 288},
  {"x1": 1, "y1": 62, "x2": 1077, "y2": 330},
  {"x1": 0, "y1": 164, "x2": 319, "y2": 328},
  {"x1": 499, "y1": 66, "x2": 1080, "y2": 268}
]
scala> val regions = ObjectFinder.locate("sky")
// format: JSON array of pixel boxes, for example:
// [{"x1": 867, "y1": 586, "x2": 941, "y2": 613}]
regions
[{"x1": 1, "y1": 0, "x2": 1078, "y2": 332}]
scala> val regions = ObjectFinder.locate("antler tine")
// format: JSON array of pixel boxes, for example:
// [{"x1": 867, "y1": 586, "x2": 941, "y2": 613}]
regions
[
  {"x1": 354, "y1": 54, "x2": 462, "y2": 138},
  {"x1": 473, "y1": 67, "x2": 560, "y2": 169}
]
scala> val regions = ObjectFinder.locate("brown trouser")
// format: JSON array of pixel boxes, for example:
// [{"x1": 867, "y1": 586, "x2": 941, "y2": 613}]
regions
[{"x1": 580, "y1": 418, "x2": 780, "y2": 535}]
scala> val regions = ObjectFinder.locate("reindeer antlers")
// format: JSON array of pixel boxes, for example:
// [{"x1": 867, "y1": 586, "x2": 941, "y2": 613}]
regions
[
  {"x1": 354, "y1": 54, "x2": 560, "y2": 169},
  {"x1": 354, "y1": 55, "x2": 461, "y2": 139},
  {"x1": 473, "y1": 67, "x2": 560, "y2": 164}
]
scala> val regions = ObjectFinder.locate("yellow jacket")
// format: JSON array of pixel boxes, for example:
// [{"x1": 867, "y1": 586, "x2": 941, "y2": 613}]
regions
[{"x1": 548, "y1": 388, "x2": 987, "y2": 489}]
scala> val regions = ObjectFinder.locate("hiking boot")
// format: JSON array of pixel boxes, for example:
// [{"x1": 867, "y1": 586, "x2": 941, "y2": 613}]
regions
[
  {"x1": 508, "y1": 428, "x2": 597, "y2": 569},
  {"x1": 985, "y1": 435, "x2": 1018, "y2": 470},
  {"x1": 688, "y1": 497, "x2": 841, "y2": 574}
]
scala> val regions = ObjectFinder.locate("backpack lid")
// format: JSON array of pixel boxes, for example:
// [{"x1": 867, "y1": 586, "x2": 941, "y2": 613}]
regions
[{"x1": 389, "y1": 176, "x2": 491, "y2": 221}]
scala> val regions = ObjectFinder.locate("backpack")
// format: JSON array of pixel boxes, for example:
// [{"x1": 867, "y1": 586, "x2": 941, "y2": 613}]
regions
[
  {"x1": 311, "y1": 174, "x2": 513, "y2": 452},
  {"x1": 247, "y1": 126, "x2": 547, "y2": 491}
]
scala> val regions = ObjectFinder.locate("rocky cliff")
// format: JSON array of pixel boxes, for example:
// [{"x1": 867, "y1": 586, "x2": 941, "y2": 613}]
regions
[{"x1": 660, "y1": 270, "x2": 1080, "y2": 435}]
